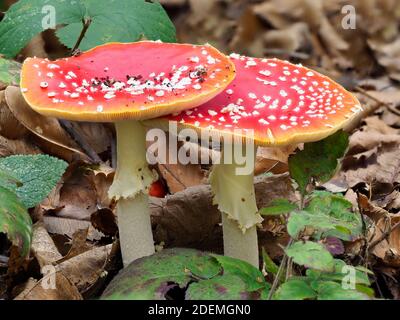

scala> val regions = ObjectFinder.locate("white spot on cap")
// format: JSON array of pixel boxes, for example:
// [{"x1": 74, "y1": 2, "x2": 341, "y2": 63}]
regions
[
  {"x1": 193, "y1": 84, "x2": 202, "y2": 90},
  {"x1": 248, "y1": 93, "x2": 257, "y2": 99},
  {"x1": 190, "y1": 56, "x2": 200, "y2": 63},
  {"x1": 156, "y1": 90, "x2": 165, "y2": 97},
  {"x1": 68, "y1": 71, "x2": 77, "y2": 78},
  {"x1": 97, "y1": 105, "x2": 103, "y2": 112},
  {"x1": 259, "y1": 70, "x2": 271, "y2": 77},
  {"x1": 47, "y1": 92, "x2": 56, "y2": 97},
  {"x1": 40, "y1": 82, "x2": 48, "y2": 88}
]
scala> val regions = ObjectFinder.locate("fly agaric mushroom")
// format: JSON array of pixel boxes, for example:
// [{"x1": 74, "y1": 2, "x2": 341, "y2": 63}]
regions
[
  {"x1": 20, "y1": 41, "x2": 236, "y2": 266},
  {"x1": 145, "y1": 54, "x2": 362, "y2": 267}
]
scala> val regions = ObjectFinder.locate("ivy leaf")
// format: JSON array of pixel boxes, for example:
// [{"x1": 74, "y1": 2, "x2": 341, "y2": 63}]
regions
[
  {"x1": 186, "y1": 274, "x2": 250, "y2": 300},
  {"x1": 286, "y1": 241, "x2": 335, "y2": 272},
  {"x1": 274, "y1": 278, "x2": 317, "y2": 300},
  {"x1": 0, "y1": 0, "x2": 176, "y2": 58},
  {"x1": 0, "y1": 57, "x2": 21, "y2": 87},
  {"x1": 211, "y1": 254, "x2": 269, "y2": 292},
  {"x1": 0, "y1": 155, "x2": 67, "y2": 208},
  {"x1": 0, "y1": 186, "x2": 32, "y2": 257},
  {"x1": 288, "y1": 131, "x2": 349, "y2": 195},
  {"x1": 259, "y1": 199, "x2": 298, "y2": 216}
]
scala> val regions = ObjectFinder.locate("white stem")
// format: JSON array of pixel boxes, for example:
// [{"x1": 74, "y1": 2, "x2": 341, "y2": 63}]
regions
[
  {"x1": 209, "y1": 146, "x2": 262, "y2": 267},
  {"x1": 109, "y1": 121, "x2": 155, "y2": 267},
  {"x1": 221, "y1": 213, "x2": 259, "y2": 267},
  {"x1": 117, "y1": 193, "x2": 154, "y2": 266}
]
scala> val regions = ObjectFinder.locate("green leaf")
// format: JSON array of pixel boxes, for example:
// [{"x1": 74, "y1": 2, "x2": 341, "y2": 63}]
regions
[
  {"x1": 261, "y1": 248, "x2": 279, "y2": 276},
  {"x1": 286, "y1": 241, "x2": 335, "y2": 272},
  {"x1": 186, "y1": 274, "x2": 250, "y2": 300},
  {"x1": 102, "y1": 248, "x2": 222, "y2": 300},
  {"x1": 102, "y1": 249, "x2": 270, "y2": 300},
  {"x1": 0, "y1": 185, "x2": 32, "y2": 257},
  {"x1": 0, "y1": 165, "x2": 22, "y2": 191},
  {"x1": 287, "y1": 192, "x2": 362, "y2": 240},
  {"x1": 0, "y1": 57, "x2": 21, "y2": 86},
  {"x1": 316, "y1": 281, "x2": 369, "y2": 300},
  {"x1": 274, "y1": 278, "x2": 317, "y2": 300},
  {"x1": 259, "y1": 199, "x2": 298, "y2": 216},
  {"x1": 0, "y1": 155, "x2": 67, "y2": 208},
  {"x1": 211, "y1": 254, "x2": 269, "y2": 292},
  {"x1": 306, "y1": 260, "x2": 371, "y2": 287},
  {"x1": 288, "y1": 131, "x2": 349, "y2": 195},
  {"x1": 0, "y1": 0, "x2": 176, "y2": 58}
]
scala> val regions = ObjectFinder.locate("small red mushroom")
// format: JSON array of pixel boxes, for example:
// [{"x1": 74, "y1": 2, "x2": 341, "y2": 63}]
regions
[
  {"x1": 20, "y1": 41, "x2": 236, "y2": 266},
  {"x1": 145, "y1": 54, "x2": 362, "y2": 266}
]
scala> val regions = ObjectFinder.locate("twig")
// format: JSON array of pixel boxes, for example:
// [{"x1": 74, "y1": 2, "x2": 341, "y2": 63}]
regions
[
  {"x1": 71, "y1": 18, "x2": 92, "y2": 53},
  {"x1": 268, "y1": 238, "x2": 294, "y2": 300},
  {"x1": 59, "y1": 119, "x2": 102, "y2": 164},
  {"x1": 368, "y1": 219, "x2": 400, "y2": 253}
]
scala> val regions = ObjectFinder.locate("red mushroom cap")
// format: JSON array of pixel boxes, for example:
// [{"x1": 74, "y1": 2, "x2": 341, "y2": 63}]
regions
[
  {"x1": 147, "y1": 54, "x2": 362, "y2": 146},
  {"x1": 20, "y1": 41, "x2": 235, "y2": 122}
]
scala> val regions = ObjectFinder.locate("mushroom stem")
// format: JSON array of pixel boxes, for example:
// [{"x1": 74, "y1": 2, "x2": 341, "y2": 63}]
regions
[
  {"x1": 109, "y1": 120, "x2": 156, "y2": 266},
  {"x1": 209, "y1": 146, "x2": 262, "y2": 267},
  {"x1": 221, "y1": 214, "x2": 259, "y2": 267}
]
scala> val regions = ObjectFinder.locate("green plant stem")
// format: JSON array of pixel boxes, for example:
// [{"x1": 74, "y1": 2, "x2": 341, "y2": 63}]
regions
[
  {"x1": 71, "y1": 18, "x2": 91, "y2": 53},
  {"x1": 267, "y1": 242, "x2": 291, "y2": 300},
  {"x1": 109, "y1": 121, "x2": 156, "y2": 266}
]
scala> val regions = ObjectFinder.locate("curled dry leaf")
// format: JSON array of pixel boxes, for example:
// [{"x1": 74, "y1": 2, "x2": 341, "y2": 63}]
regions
[
  {"x1": 4, "y1": 86, "x2": 89, "y2": 162},
  {"x1": 30, "y1": 222, "x2": 62, "y2": 268},
  {"x1": 55, "y1": 162, "x2": 99, "y2": 221},
  {"x1": 155, "y1": 140, "x2": 206, "y2": 194},
  {"x1": 56, "y1": 244, "x2": 112, "y2": 293},
  {"x1": 339, "y1": 117, "x2": 400, "y2": 193},
  {"x1": 43, "y1": 216, "x2": 103, "y2": 242},
  {"x1": 57, "y1": 228, "x2": 91, "y2": 263},
  {"x1": 359, "y1": 194, "x2": 400, "y2": 267},
  {"x1": 14, "y1": 272, "x2": 82, "y2": 300},
  {"x1": 0, "y1": 134, "x2": 41, "y2": 157},
  {"x1": 0, "y1": 90, "x2": 28, "y2": 139}
]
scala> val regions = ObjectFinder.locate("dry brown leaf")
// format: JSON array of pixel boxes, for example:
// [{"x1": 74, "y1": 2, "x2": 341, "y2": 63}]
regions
[
  {"x1": 19, "y1": 34, "x2": 47, "y2": 59},
  {"x1": 56, "y1": 244, "x2": 112, "y2": 293},
  {"x1": 0, "y1": 90, "x2": 28, "y2": 139},
  {"x1": 55, "y1": 163, "x2": 98, "y2": 220},
  {"x1": 14, "y1": 273, "x2": 82, "y2": 300},
  {"x1": 368, "y1": 37, "x2": 400, "y2": 81},
  {"x1": 31, "y1": 222, "x2": 63, "y2": 268},
  {"x1": 43, "y1": 216, "x2": 104, "y2": 241},
  {"x1": 73, "y1": 122, "x2": 111, "y2": 155},
  {"x1": 57, "y1": 228, "x2": 91, "y2": 263},
  {"x1": 0, "y1": 134, "x2": 41, "y2": 156},
  {"x1": 339, "y1": 117, "x2": 400, "y2": 191},
  {"x1": 4, "y1": 86, "x2": 89, "y2": 162},
  {"x1": 158, "y1": 162, "x2": 205, "y2": 194}
]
